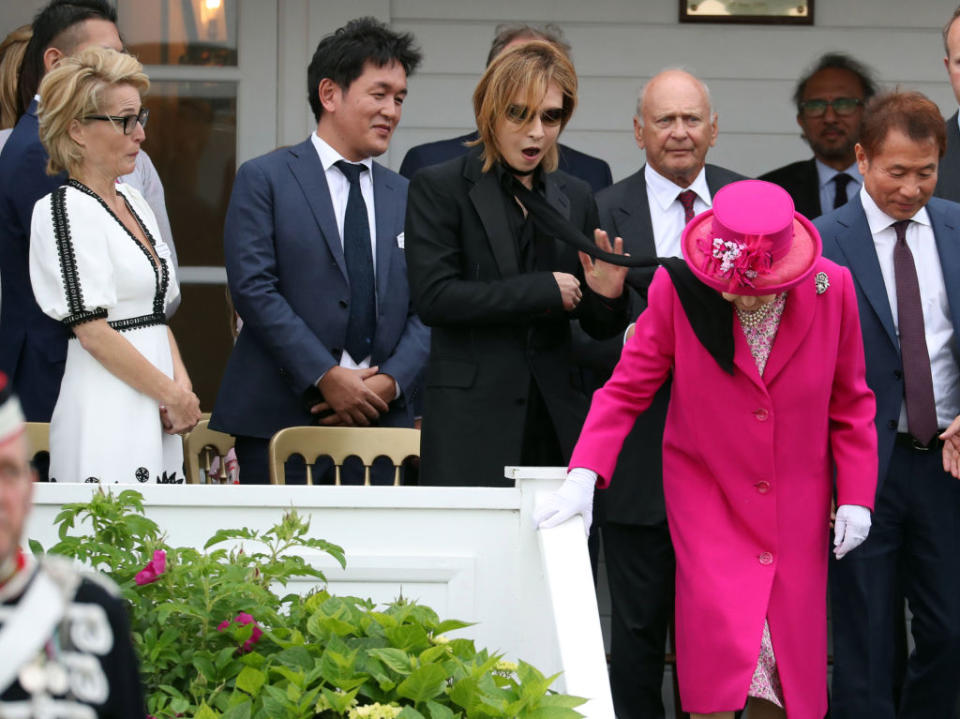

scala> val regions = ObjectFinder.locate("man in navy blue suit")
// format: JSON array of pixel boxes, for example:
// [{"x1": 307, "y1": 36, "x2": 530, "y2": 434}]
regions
[
  {"x1": 817, "y1": 90, "x2": 960, "y2": 719},
  {"x1": 0, "y1": 0, "x2": 121, "y2": 422},
  {"x1": 210, "y1": 17, "x2": 429, "y2": 484},
  {"x1": 398, "y1": 23, "x2": 612, "y2": 193}
]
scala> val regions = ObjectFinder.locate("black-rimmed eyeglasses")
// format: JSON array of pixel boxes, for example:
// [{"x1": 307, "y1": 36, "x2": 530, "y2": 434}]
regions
[
  {"x1": 799, "y1": 98, "x2": 863, "y2": 118},
  {"x1": 83, "y1": 107, "x2": 149, "y2": 135}
]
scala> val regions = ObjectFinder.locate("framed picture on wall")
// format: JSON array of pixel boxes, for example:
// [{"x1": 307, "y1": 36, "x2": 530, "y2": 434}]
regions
[{"x1": 679, "y1": 0, "x2": 814, "y2": 24}]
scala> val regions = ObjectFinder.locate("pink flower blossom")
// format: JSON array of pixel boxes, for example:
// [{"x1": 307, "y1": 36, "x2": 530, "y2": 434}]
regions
[
  {"x1": 135, "y1": 550, "x2": 166, "y2": 586},
  {"x1": 217, "y1": 612, "x2": 263, "y2": 653}
]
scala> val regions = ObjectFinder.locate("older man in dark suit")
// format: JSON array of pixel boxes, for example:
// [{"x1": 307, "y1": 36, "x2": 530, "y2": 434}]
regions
[
  {"x1": 760, "y1": 53, "x2": 877, "y2": 219},
  {"x1": 210, "y1": 18, "x2": 429, "y2": 484},
  {"x1": 399, "y1": 23, "x2": 612, "y2": 193},
  {"x1": 582, "y1": 68, "x2": 743, "y2": 719}
]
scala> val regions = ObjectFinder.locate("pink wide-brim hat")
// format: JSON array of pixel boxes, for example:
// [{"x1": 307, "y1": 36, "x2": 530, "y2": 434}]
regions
[{"x1": 680, "y1": 180, "x2": 822, "y2": 296}]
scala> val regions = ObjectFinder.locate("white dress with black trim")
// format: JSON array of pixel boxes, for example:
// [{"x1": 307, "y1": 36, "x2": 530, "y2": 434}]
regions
[{"x1": 29, "y1": 180, "x2": 183, "y2": 484}]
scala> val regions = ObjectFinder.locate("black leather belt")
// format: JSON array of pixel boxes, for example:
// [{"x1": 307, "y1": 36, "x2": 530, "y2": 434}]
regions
[{"x1": 895, "y1": 432, "x2": 946, "y2": 452}]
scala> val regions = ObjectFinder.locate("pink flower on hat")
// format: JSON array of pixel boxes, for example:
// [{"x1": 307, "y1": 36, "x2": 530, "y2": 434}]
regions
[
  {"x1": 135, "y1": 550, "x2": 166, "y2": 586},
  {"x1": 698, "y1": 235, "x2": 773, "y2": 290},
  {"x1": 217, "y1": 612, "x2": 263, "y2": 653}
]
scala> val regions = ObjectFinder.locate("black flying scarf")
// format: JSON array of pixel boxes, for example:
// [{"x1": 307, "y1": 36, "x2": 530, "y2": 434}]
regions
[{"x1": 505, "y1": 174, "x2": 734, "y2": 373}]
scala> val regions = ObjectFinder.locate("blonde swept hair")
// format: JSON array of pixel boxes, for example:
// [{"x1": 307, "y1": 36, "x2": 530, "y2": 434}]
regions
[
  {"x1": 472, "y1": 39, "x2": 577, "y2": 174},
  {"x1": 38, "y1": 46, "x2": 149, "y2": 176},
  {"x1": 0, "y1": 25, "x2": 31, "y2": 130}
]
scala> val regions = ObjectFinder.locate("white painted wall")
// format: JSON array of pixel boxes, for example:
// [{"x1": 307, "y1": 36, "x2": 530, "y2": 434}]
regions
[
  {"x1": 3, "y1": 1, "x2": 955, "y2": 177},
  {"x1": 384, "y1": 0, "x2": 956, "y2": 182}
]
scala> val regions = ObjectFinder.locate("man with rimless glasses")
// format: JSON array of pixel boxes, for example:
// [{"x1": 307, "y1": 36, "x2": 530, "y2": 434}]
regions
[{"x1": 761, "y1": 52, "x2": 878, "y2": 219}]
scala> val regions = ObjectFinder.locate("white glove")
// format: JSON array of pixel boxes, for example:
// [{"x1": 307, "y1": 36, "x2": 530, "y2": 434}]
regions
[
  {"x1": 534, "y1": 468, "x2": 597, "y2": 537},
  {"x1": 834, "y1": 504, "x2": 871, "y2": 559}
]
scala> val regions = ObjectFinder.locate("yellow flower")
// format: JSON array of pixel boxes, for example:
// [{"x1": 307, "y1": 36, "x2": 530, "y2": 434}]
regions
[
  {"x1": 348, "y1": 702, "x2": 403, "y2": 719},
  {"x1": 431, "y1": 634, "x2": 451, "y2": 645},
  {"x1": 494, "y1": 660, "x2": 518, "y2": 674}
]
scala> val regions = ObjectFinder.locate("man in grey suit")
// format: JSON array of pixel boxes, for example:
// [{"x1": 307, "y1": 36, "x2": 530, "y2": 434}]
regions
[
  {"x1": 586, "y1": 69, "x2": 743, "y2": 719},
  {"x1": 937, "y1": 6, "x2": 960, "y2": 202}
]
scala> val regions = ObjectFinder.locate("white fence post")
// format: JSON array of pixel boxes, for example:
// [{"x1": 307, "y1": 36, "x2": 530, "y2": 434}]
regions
[{"x1": 512, "y1": 468, "x2": 615, "y2": 719}]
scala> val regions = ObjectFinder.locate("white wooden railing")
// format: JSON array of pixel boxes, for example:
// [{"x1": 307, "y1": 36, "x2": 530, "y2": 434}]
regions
[{"x1": 25, "y1": 468, "x2": 615, "y2": 718}]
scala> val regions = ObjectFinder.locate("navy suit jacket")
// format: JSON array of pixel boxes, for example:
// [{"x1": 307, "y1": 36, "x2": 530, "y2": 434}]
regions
[
  {"x1": 817, "y1": 194, "x2": 960, "y2": 491},
  {"x1": 399, "y1": 131, "x2": 613, "y2": 193},
  {"x1": 0, "y1": 99, "x2": 69, "y2": 421},
  {"x1": 586, "y1": 163, "x2": 744, "y2": 525},
  {"x1": 210, "y1": 138, "x2": 429, "y2": 439}
]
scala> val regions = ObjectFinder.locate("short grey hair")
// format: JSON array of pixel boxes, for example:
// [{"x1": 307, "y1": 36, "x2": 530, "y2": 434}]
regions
[{"x1": 635, "y1": 68, "x2": 713, "y2": 120}]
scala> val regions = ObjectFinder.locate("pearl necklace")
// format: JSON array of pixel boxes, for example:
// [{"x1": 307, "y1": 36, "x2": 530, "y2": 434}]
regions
[{"x1": 736, "y1": 302, "x2": 772, "y2": 330}]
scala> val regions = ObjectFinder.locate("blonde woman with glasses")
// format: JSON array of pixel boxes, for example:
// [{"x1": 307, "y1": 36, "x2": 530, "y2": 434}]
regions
[{"x1": 28, "y1": 46, "x2": 199, "y2": 484}]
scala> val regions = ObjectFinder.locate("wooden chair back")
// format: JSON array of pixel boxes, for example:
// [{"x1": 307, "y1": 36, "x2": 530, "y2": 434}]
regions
[
  {"x1": 24, "y1": 422, "x2": 50, "y2": 465},
  {"x1": 182, "y1": 420, "x2": 235, "y2": 484},
  {"x1": 268, "y1": 426, "x2": 420, "y2": 486}
]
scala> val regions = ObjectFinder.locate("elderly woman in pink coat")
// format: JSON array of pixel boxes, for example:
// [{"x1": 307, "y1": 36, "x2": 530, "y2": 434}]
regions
[{"x1": 538, "y1": 180, "x2": 878, "y2": 719}]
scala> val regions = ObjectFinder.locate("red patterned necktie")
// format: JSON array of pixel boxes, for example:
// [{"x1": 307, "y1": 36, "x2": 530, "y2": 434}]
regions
[
  {"x1": 677, "y1": 190, "x2": 697, "y2": 225},
  {"x1": 892, "y1": 219, "x2": 938, "y2": 445}
]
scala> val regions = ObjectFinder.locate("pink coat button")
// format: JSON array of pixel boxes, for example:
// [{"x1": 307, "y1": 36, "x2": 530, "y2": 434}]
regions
[
  {"x1": 758, "y1": 551, "x2": 774, "y2": 565},
  {"x1": 755, "y1": 481, "x2": 770, "y2": 494},
  {"x1": 753, "y1": 408, "x2": 769, "y2": 421}
]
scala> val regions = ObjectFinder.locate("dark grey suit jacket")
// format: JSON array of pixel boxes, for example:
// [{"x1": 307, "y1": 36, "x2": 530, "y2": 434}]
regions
[
  {"x1": 759, "y1": 157, "x2": 822, "y2": 219},
  {"x1": 587, "y1": 163, "x2": 744, "y2": 525},
  {"x1": 935, "y1": 111, "x2": 960, "y2": 204}
]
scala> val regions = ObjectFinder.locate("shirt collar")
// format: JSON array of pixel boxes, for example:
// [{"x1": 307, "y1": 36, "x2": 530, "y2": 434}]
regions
[
  {"x1": 815, "y1": 158, "x2": 862, "y2": 190},
  {"x1": 644, "y1": 164, "x2": 712, "y2": 212},
  {"x1": 311, "y1": 132, "x2": 374, "y2": 174},
  {"x1": 859, "y1": 185, "x2": 932, "y2": 235}
]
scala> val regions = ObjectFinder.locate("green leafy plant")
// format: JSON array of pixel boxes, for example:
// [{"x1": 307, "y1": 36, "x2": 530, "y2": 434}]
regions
[{"x1": 32, "y1": 489, "x2": 584, "y2": 719}]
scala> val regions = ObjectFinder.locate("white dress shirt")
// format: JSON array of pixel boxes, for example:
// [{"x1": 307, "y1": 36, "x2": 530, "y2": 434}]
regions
[
  {"x1": 860, "y1": 187, "x2": 960, "y2": 430},
  {"x1": 644, "y1": 164, "x2": 713, "y2": 257},
  {"x1": 310, "y1": 132, "x2": 378, "y2": 369},
  {"x1": 816, "y1": 159, "x2": 862, "y2": 216}
]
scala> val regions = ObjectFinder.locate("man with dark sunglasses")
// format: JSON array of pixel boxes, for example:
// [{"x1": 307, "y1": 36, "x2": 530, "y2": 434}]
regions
[
  {"x1": 760, "y1": 52, "x2": 877, "y2": 219},
  {"x1": 398, "y1": 22, "x2": 612, "y2": 193}
]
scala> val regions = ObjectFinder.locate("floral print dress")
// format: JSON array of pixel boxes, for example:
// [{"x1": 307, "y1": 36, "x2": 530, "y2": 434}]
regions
[{"x1": 737, "y1": 291, "x2": 788, "y2": 708}]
